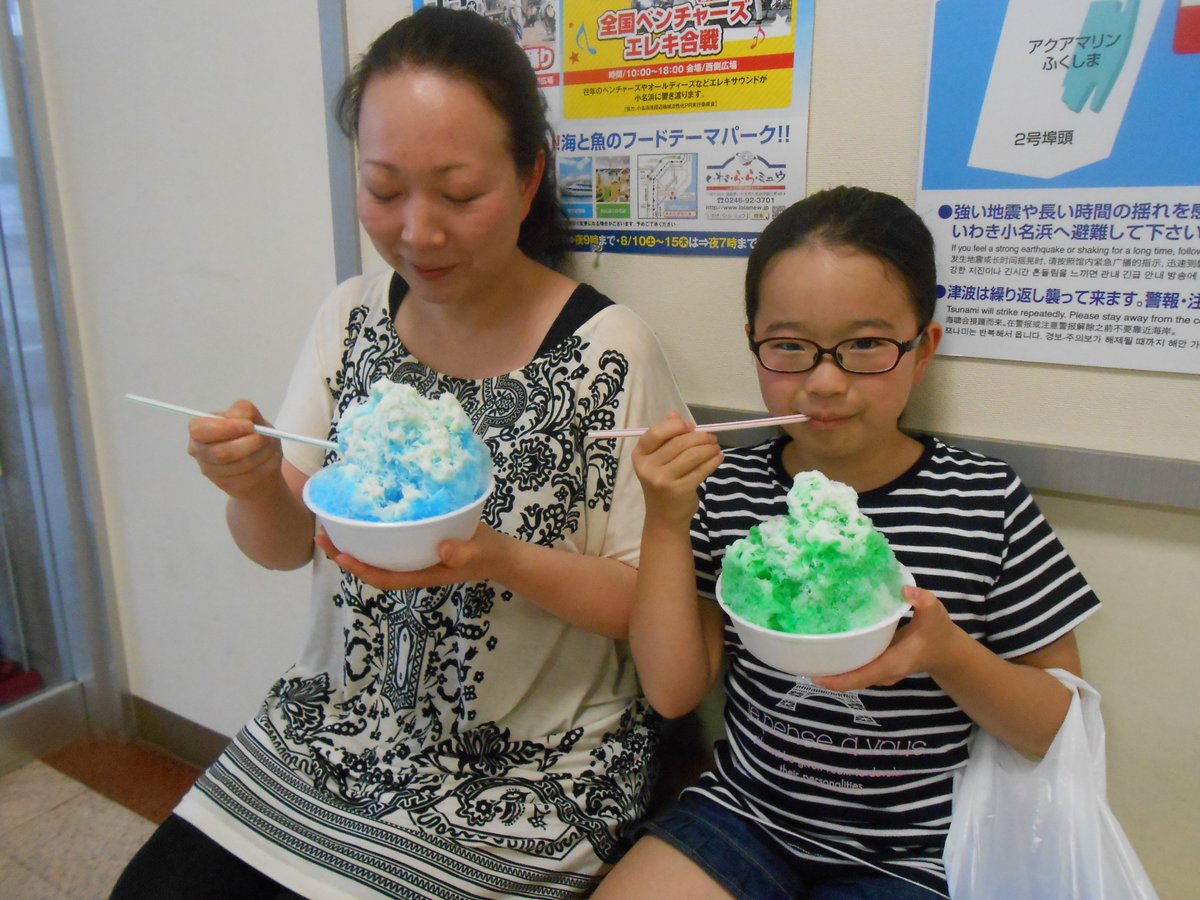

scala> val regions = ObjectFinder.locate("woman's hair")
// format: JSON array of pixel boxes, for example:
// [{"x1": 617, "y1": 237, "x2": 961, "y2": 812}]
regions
[
  {"x1": 335, "y1": 7, "x2": 571, "y2": 268},
  {"x1": 744, "y1": 186, "x2": 937, "y2": 327}
]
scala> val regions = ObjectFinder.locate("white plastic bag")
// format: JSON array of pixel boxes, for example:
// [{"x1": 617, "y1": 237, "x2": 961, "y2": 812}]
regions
[{"x1": 943, "y1": 669, "x2": 1158, "y2": 899}]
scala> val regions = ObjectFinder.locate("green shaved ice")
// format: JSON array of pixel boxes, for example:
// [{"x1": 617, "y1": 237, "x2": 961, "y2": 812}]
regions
[{"x1": 721, "y1": 471, "x2": 904, "y2": 635}]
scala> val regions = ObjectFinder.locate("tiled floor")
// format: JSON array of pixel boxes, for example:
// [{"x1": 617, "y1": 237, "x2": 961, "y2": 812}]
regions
[{"x1": 0, "y1": 740, "x2": 200, "y2": 899}]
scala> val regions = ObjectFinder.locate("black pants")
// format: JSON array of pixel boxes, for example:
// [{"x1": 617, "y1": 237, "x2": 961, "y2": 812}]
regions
[{"x1": 110, "y1": 814, "x2": 308, "y2": 899}]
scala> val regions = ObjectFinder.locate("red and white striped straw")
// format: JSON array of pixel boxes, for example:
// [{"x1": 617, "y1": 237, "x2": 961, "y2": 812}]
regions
[{"x1": 587, "y1": 413, "x2": 810, "y2": 440}]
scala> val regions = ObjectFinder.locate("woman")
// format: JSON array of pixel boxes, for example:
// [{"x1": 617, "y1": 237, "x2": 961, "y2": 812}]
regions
[{"x1": 113, "y1": 8, "x2": 685, "y2": 898}]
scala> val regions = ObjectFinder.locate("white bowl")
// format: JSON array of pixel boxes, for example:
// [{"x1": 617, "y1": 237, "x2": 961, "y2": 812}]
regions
[
  {"x1": 302, "y1": 477, "x2": 490, "y2": 572},
  {"x1": 715, "y1": 569, "x2": 913, "y2": 677}
]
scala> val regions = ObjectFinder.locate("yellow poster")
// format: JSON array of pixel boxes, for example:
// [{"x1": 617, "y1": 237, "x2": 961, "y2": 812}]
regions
[{"x1": 563, "y1": 0, "x2": 796, "y2": 118}]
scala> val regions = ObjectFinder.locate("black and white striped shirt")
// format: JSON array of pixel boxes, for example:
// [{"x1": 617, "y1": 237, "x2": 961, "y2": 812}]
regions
[{"x1": 686, "y1": 435, "x2": 1100, "y2": 896}]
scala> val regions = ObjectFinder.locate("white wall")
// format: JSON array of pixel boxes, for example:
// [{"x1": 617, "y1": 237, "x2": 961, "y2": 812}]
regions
[
  {"x1": 1037, "y1": 494, "x2": 1200, "y2": 899},
  {"x1": 27, "y1": 1, "x2": 335, "y2": 732},
  {"x1": 26, "y1": 1, "x2": 1198, "y2": 897}
]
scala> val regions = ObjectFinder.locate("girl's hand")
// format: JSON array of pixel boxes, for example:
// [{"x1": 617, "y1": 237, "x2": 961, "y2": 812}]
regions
[
  {"x1": 187, "y1": 400, "x2": 284, "y2": 500},
  {"x1": 314, "y1": 523, "x2": 504, "y2": 591},
  {"x1": 632, "y1": 412, "x2": 723, "y2": 528},
  {"x1": 814, "y1": 586, "x2": 964, "y2": 692}
]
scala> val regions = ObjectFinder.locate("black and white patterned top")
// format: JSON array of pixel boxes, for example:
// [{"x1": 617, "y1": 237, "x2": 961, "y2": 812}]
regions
[
  {"x1": 176, "y1": 271, "x2": 687, "y2": 898},
  {"x1": 685, "y1": 435, "x2": 1100, "y2": 898}
]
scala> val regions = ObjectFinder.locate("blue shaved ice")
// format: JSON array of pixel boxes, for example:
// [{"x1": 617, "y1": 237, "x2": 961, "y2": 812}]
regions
[{"x1": 306, "y1": 381, "x2": 491, "y2": 523}]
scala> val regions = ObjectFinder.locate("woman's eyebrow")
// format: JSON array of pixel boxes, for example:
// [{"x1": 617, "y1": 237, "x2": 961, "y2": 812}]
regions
[
  {"x1": 359, "y1": 158, "x2": 467, "y2": 176},
  {"x1": 359, "y1": 158, "x2": 398, "y2": 172}
]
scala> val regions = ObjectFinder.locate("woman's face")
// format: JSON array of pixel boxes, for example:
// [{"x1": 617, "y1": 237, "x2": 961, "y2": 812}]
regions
[
  {"x1": 748, "y1": 241, "x2": 941, "y2": 471},
  {"x1": 355, "y1": 66, "x2": 542, "y2": 305}
]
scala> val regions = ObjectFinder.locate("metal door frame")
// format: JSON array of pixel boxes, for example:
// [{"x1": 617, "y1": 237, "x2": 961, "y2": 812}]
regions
[{"x1": 0, "y1": 0, "x2": 127, "y2": 773}]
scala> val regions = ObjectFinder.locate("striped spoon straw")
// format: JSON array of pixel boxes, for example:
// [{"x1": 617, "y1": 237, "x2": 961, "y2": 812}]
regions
[
  {"x1": 125, "y1": 393, "x2": 338, "y2": 453},
  {"x1": 588, "y1": 413, "x2": 810, "y2": 440}
]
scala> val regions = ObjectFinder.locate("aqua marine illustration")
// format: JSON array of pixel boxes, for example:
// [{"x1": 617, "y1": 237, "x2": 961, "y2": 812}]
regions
[{"x1": 1063, "y1": 0, "x2": 1140, "y2": 111}]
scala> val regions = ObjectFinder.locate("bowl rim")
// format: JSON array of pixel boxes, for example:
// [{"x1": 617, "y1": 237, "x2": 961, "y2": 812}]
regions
[
  {"x1": 302, "y1": 474, "x2": 493, "y2": 529},
  {"x1": 714, "y1": 571, "x2": 912, "y2": 642}
]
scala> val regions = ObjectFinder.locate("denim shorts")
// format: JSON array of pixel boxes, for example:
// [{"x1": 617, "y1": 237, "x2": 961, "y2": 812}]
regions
[{"x1": 636, "y1": 791, "x2": 944, "y2": 900}]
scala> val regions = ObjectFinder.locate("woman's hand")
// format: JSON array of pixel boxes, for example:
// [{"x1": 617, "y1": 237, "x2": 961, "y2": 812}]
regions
[
  {"x1": 815, "y1": 586, "x2": 964, "y2": 692},
  {"x1": 187, "y1": 400, "x2": 284, "y2": 500},
  {"x1": 316, "y1": 520, "x2": 636, "y2": 637},
  {"x1": 187, "y1": 400, "x2": 314, "y2": 570},
  {"x1": 314, "y1": 523, "x2": 507, "y2": 591},
  {"x1": 632, "y1": 412, "x2": 723, "y2": 529}
]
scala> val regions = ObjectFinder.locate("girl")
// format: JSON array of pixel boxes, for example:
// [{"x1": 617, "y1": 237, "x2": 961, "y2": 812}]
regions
[
  {"x1": 595, "y1": 186, "x2": 1100, "y2": 899},
  {"x1": 114, "y1": 8, "x2": 684, "y2": 898}
]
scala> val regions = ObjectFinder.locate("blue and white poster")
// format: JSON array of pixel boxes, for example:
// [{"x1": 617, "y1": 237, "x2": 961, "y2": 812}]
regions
[{"x1": 917, "y1": 0, "x2": 1200, "y2": 374}]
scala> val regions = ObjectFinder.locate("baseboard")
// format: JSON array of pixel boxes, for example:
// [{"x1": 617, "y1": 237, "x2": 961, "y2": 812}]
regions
[
  {"x1": 130, "y1": 695, "x2": 230, "y2": 770},
  {"x1": 0, "y1": 682, "x2": 89, "y2": 775}
]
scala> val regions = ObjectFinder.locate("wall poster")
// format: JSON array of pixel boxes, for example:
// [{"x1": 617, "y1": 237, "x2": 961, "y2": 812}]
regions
[
  {"x1": 917, "y1": 0, "x2": 1200, "y2": 375},
  {"x1": 419, "y1": 0, "x2": 814, "y2": 257}
]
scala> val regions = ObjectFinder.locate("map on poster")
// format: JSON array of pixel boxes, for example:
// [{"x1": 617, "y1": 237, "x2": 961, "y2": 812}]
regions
[
  {"x1": 416, "y1": 0, "x2": 813, "y2": 256},
  {"x1": 917, "y1": 0, "x2": 1200, "y2": 375}
]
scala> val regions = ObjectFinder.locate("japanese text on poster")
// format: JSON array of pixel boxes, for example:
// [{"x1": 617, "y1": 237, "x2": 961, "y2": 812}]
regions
[
  {"x1": 415, "y1": 0, "x2": 816, "y2": 255},
  {"x1": 558, "y1": 0, "x2": 811, "y2": 256},
  {"x1": 432, "y1": 0, "x2": 813, "y2": 256}
]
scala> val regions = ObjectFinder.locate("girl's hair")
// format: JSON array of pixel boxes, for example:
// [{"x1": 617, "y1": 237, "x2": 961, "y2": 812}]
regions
[
  {"x1": 744, "y1": 186, "x2": 937, "y2": 327},
  {"x1": 335, "y1": 7, "x2": 571, "y2": 268}
]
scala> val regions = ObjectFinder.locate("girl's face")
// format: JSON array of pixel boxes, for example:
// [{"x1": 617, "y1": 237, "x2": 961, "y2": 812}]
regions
[
  {"x1": 749, "y1": 241, "x2": 941, "y2": 474},
  {"x1": 355, "y1": 67, "x2": 542, "y2": 305}
]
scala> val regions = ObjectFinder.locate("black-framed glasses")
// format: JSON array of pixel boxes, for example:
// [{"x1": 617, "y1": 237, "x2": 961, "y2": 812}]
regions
[{"x1": 748, "y1": 331, "x2": 926, "y2": 375}]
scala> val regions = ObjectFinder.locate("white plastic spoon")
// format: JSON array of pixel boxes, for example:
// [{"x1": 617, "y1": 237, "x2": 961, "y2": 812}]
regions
[
  {"x1": 125, "y1": 393, "x2": 338, "y2": 452},
  {"x1": 587, "y1": 413, "x2": 810, "y2": 440}
]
